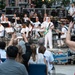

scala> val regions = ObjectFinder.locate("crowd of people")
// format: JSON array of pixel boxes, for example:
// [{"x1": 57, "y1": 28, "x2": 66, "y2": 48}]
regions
[{"x1": 0, "y1": 2, "x2": 75, "y2": 75}]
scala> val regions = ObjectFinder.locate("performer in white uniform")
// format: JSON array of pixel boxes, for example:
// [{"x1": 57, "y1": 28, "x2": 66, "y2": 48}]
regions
[
  {"x1": 0, "y1": 13, "x2": 6, "y2": 22},
  {"x1": 4, "y1": 17, "x2": 14, "y2": 33},
  {"x1": 44, "y1": 17, "x2": 54, "y2": 49},
  {"x1": 68, "y1": 3, "x2": 75, "y2": 19},
  {"x1": 0, "y1": 24, "x2": 4, "y2": 37},
  {"x1": 57, "y1": 22, "x2": 68, "y2": 47}
]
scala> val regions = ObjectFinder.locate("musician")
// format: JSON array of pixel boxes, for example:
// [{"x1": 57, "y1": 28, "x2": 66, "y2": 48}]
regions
[
  {"x1": 21, "y1": 23, "x2": 29, "y2": 38},
  {"x1": 44, "y1": 17, "x2": 54, "y2": 49},
  {"x1": 23, "y1": 14, "x2": 29, "y2": 22},
  {"x1": 68, "y1": 3, "x2": 75, "y2": 19},
  {"x1": 57, "y1": 22, "x2": 68, "y2": 47},
  {"x1": 32, "y1": 17, "x2": 41, "y2": 38},
  {"x1": 0, "y1": 23, "x2": 4, "y2": 37},
  {"x1": 4, "y1": 17, "x2": 14, "y2": 36},
  {"x1": 66, "y1": 22, "x2": 75, "y2": 51},
  {"x1": 12, "y1": 14, "x2": 20, "y2": 25},
  {"x1": 0, "y1": 13, "x2": 6, "y2": 22}
]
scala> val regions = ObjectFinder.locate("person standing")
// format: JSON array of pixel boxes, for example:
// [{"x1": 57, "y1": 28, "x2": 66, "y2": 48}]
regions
[
  {"x1": 57, "y1": 22, "x2": 68, "y2": 47},
  {"x1": 44, "y1": 17, "x2": 54, "y2": 49},
  {"x1": 68, "y1": 3, "x2": 75, "y2": 20}
]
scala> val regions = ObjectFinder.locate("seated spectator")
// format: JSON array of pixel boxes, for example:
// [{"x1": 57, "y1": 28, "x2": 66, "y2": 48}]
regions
[
  {"x1": 0, "y1": 45, "x2": 28, "y2": 75},
  {"x1": 8, "y1": 33, "x2": 32, "y2": 71},
  {"x1": 0, "y1": 23, "x2": 5, "y2": 37},
  {"x1": 28, "y1": 44, "x2": 37, "y2": 64}
]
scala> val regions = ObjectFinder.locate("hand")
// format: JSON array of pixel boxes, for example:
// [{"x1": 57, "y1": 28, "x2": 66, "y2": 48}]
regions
[
  {"x1": 69, "y1": 21, "x2": 74, "y2": 29},
  {"x1": 12, "y1": 33, "x2": 17, "y2": 39}
]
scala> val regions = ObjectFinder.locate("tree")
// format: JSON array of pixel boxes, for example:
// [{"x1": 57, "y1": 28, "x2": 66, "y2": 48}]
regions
[
  {"x1": 61, "y1": 0, "x2": 70, "y2": 6},
  {"x1": 0, "y1": 0, "x2": 6, "y2": 10}
]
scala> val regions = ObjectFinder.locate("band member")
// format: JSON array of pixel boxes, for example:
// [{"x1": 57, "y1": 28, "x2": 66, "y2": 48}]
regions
[
  {"x1": 0, "y1": 13, "x2": 6, "y2": 22},
  {"x1": 0, "y1": 23, "x2": 4, "y2": 37},
  {"x1": 68, "y1": 3, "x2": 75, "y2": 19},
  {"x1": 21, "y1": 23, "x2": 29, "y2": 38},
  {"x1": 32, "y1": 17, "x2": 41, "y2": 38},
  {"x1": 23, "y1": 14, "x2": 29, "y2": 22},
  {"x1": 44, "y1": 17, "x2": 54, "y2": 49}
]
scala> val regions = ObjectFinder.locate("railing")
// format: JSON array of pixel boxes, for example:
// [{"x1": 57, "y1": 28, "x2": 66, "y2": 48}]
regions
[
  {"x1": 5, "y1": 7, "x2": 68, "y2": 18},
  {"x1": 22, "y1": 8, "x2": 68, "y2": 18}
]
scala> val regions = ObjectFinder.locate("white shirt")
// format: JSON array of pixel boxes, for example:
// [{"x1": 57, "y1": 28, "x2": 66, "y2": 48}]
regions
[
  {"x1": 33, "y1": 21, "x2": 41, "y2": 27},
  {"x1": 44, "y1": 50, "x2": 54, "y2": 72},
  {"x1": 1, "y1": 16, "x2": 6, "y2": 22},
  {"x1": 68, "y1": 6, "x2": 75, "y2": 17},
  {"x1": 21, "y1": 27, "x2": 29, "y2": 37},
  {"x1": 0, "y1": 25, "x2": 4, "y2": 37},
  {"x1": 23, "y1": 17, "x2": 29, "y2": 22},
  {"x1": 41, "y1": 21, "x2": 47, "y2": 28},
  {"x1": 61, "y1": 26, "x2": 68, "y2": 39},
  {"x1": 0, "y1": 49, "x2": 6, "y2": 58}
]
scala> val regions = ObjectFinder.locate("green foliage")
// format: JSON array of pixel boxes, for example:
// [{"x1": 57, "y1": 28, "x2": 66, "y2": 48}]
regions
[
  {"x1": 61, "y1": 0, "x2": 70, "y2": 6},
  {"x1": 0, "y1": 0, "x2": 6, "y2": 10}
]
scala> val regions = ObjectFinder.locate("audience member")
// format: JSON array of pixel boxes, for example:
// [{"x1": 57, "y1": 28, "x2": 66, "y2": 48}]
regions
[
  {"x1": 28, "y1": 44, "x2": 37, "y2": 64},
  {"x1": 44, "y1": 49, "x2": 54, "y2": 74},
  {"x1": 0, "y1": 41, "x2": 6, "y2": 61},
  {"x1": 29, "y1": 44, "x2": 46, "y2": 64},
  {"x1": 0, "y1": 23, "x2": 5, "y2": 37},
  {"x1": 0, "y1": 45, "x2": 28, "y2": 75},
  {"x1": 0, "y1": 13, "x2": 6, "y2": 22}
]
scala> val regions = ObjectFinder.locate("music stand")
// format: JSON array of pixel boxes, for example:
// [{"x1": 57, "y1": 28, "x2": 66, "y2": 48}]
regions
[
  {"x1": 31, "y1": 18, "x2": 36, "y2": 22},
  {"x1": 11, "y1": 19, "x2": 15, "y2": 23},
  {"x1": 17, "y1": 20, "x2": 22, "y2": 24},
  {"x1": 1, "y1": 23, "x2": 9, "y2": 27}
]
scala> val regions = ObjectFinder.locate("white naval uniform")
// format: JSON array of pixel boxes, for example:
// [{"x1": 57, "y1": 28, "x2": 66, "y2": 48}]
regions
[
  {"x1": 21, "y1": 27, "x2": 29, "y2": 37},
  {"x1": 0, "y1": 25, "x2": 4, "y2": 37},
  {"x1": 44, "y1": 50, "x2": 54, "y2": 72},
  {"x1": 44, "y1": 22, "x2": 54, "y2": 49},
  {"x1": 68, "y1": 6, "x2": 75, "y2": 18}
]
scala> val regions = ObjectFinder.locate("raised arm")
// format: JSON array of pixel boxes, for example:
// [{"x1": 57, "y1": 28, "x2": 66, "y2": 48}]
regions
[
  {"x1": 8, "y1": 33, "x2": 17, "y2": 46},
  {"x1": 66, "y1": 22, "x2": 75, "y2": 51}
]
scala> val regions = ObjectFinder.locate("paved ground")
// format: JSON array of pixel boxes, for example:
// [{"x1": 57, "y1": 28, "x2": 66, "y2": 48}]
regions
[{"x1": 54, "y1": 65, "x2": 75, "y2": 75}]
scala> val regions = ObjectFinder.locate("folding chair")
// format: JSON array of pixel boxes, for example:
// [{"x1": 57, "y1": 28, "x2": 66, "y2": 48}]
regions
[{"x1": 28, "y1": 64, "x2": 47, "y2": 75}]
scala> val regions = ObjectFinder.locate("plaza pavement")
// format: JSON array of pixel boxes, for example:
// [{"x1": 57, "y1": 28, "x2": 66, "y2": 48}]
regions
[{"x1": 54, "y1": 65, "x2": 75, "y2": 75}]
